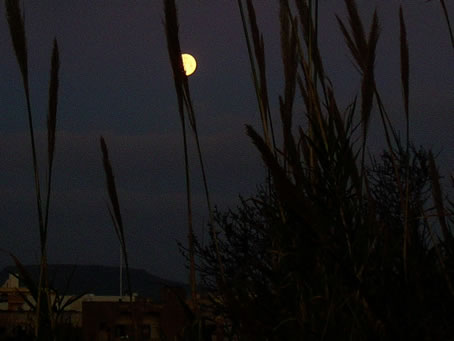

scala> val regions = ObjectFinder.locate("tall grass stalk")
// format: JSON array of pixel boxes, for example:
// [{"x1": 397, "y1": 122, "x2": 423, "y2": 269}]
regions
[
  {"x1": 100, "y1": 137, "x2": 141, "y2": 340},
  {"x1": 399, "y1": 6, "x2": 412, "y2": 280},
  {"x1": 164, "y1": 0, "x2": 226, "y2": 312},
  {"x1": 5, "y1": 0, "x2": 60, "y2": 339},
  {"x1": 237, "y1": 0, "x2": 276, "y2": 151},
  {"x1": 100, "y1": 137, "x2": 132, "y2": 302},
  {"x1": 4, "y1": 0, "x2": 43, "y2": 251},
  {"x1": 337, "y1": 2, "x2": 413, "y2": 275},
  {"x1": 164, "y1": 0, "x2": 198, "y2": 309}
]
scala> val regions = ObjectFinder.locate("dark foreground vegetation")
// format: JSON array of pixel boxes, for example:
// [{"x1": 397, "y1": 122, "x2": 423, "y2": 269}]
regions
[
  {"x1": 4, "y1": 0, "x2": 454, "y2": 339},
  {"x1": 167, "y1": 0, "x2": 454, "y2": 340}
]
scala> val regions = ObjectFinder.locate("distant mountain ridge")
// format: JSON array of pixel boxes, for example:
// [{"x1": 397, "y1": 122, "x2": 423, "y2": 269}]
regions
[{"x1": 0, "y1": 264, "x2": 188, "y2": 301}]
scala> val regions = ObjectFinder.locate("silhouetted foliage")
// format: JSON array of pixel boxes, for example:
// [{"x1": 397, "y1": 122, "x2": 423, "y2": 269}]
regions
[
  {"x1": 182, "y1": 145, "x2": 454, "y2": 340},
  {"x1": 175, "y1": 0, "x2": 454, "y2": 336}
]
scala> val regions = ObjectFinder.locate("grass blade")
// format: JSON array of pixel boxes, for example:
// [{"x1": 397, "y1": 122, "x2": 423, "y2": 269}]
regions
[
  {"x1": 100, "y1": 136, "x2": 132, "y2": 301},
  {"x1": 47, "y1": 39, "x2": 59, "y2": 172},
  {"x1": 439, "y1": 0, "x2": 454, "y2": 52},
  {"x1": 5, "y1": 0, "x2": 28, "y2": 86},
  {"x1": 238, "y1": 0, "x2": 275, "y2": 149},
  {"x1": 399, "y1": 7, "x2": 409, "y2": 122},
  {"x1": 44, "y1": 39, "x2": 59, "y2": 236}
]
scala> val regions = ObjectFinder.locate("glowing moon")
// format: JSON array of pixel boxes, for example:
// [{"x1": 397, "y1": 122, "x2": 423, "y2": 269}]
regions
[{"x1": 181, "y1": 53, "x2": 197, "y2": 76}]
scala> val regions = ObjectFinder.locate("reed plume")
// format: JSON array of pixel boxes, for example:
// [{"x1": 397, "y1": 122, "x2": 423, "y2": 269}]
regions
[
  {"x1": 4, "y1": 1, "x2": 62, "y2": 339},
  {"x1": 100, "y1": 137, "x2": 132, "y2": 302}
]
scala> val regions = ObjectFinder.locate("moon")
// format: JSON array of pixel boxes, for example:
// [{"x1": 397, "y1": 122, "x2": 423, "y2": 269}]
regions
[{"x1": 181, "y1": 53, "x2": 197, "y2": 76}]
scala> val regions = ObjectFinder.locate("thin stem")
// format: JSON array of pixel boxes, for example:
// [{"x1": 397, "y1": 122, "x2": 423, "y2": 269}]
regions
[
  {"x1": 439, "y1": 0, "x2": 454, "y2": 52},
  {"x1": 237, "y1": 0, "x2": 274, "y2": 150},
  {"x1": 24, "y1": 88, "x2": 45, "y2": 252},
  {"x1": 181, "y1": 115, "x2": 198, "y2": 309}
]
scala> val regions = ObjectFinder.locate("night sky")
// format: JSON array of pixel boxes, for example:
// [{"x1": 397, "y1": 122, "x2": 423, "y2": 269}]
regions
[{"x1": 0, "y1": 0, "x2": 453, "y2": 283}]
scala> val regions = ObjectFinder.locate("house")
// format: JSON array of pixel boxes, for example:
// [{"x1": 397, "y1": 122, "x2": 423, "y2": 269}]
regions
[
  {"x1": 82, "y1": 287, "x2": 187, "y2": 341},
  {"x1": 0, "y1": 273, "x2": 33, "y2": 338},
  {"x1": 0, "y1": 265, "x2": 216, "y2": 340}
]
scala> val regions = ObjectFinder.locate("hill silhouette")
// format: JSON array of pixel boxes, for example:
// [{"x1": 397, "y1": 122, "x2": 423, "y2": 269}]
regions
[{"x1": 0, "y1": 264, "x2": 188, "y2": 301}]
